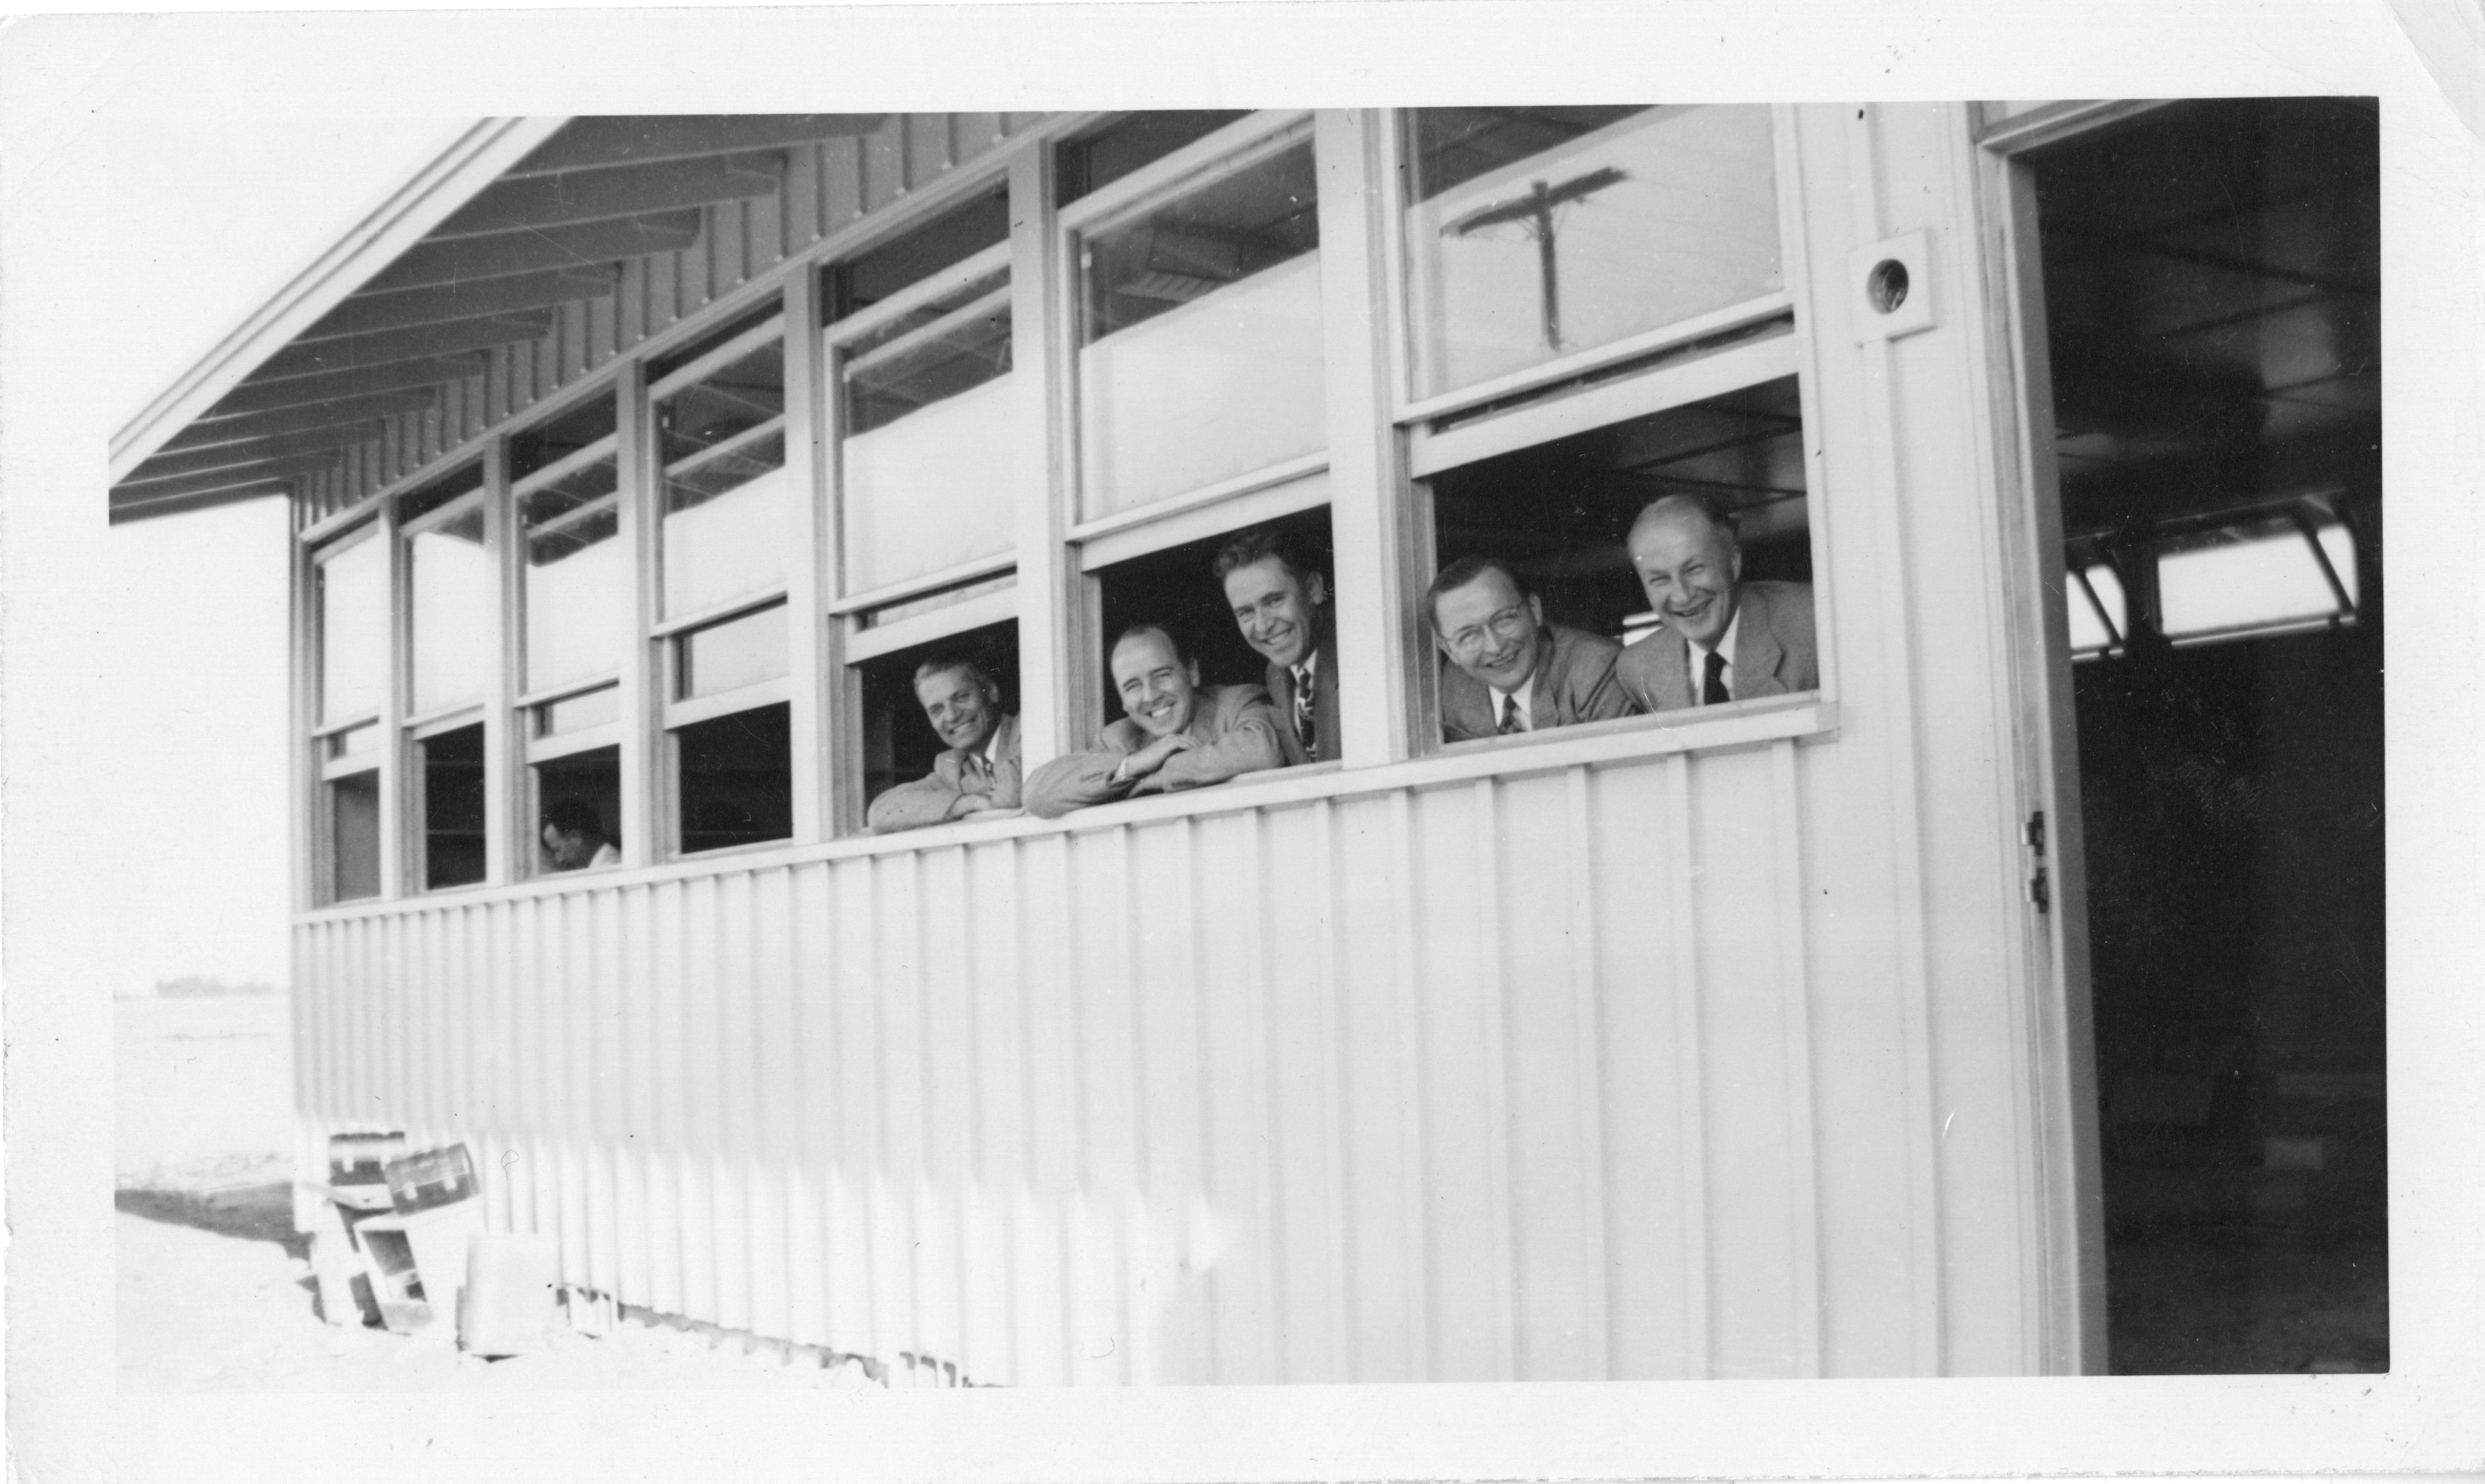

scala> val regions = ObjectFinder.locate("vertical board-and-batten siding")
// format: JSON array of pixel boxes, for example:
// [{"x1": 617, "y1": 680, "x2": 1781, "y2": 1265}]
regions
[
  {"x1": 301, "y1": 112, "x2": 1042, "y2": 521},
  {"x1": 299, "y1": 743, "x2": 1843, "y2": 1384},
  {"x1": 292, "y1": 103, "x2": 2068, "y2": 1381}
]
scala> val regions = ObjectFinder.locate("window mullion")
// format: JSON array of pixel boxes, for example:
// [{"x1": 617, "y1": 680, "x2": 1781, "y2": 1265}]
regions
[
  {"x1": 783, "y1": 265, "x2": 834, "y2": 843},
  {"x1": 1008, "y1": 134, "x2": 1078, "y2": 775},
  {"x1": 615, "y1": 357, "x2": 659, "y2": 867},
  {"x1": 1315, "y1": 108, "x2": 1416, "y2": 767},
  {"x1": 482, "y1": 436, "x2": 517, "y2": 886},
  {"x1": 379, "y1": 494, "x2": 408, "y2": 899}
]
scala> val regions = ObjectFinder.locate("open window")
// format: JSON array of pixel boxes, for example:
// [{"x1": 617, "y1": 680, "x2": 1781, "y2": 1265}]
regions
[
  {"x1": 650, "y1": 301, "x2": 794, "y2": 855},
  {"x1": 854, "y1": 619, "x2": 1020, "y2": 820}
]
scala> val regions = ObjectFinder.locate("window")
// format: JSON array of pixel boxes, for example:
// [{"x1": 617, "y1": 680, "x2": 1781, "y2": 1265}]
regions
[
  {"x1": 1059, "y1": 111, "x2": 1254, "y2": 204},
  {"x1": 313, "y1": 528, "x2": 386, "y2": 903},
  {"x1": 517, "y1": 394, "x2": 623, "y2": 700},
  {"x1": 532, "y1": 746, "x2": 620, "y2": 875},
  {"x1": 1402, "y1": 105, "x2": 1782, "y2": 403},
  {"x1": 828, "y1": 187, "x2": 1021, "y2": 598},
  {"x1": 649, "y1": 300, "x2": 795, "y2": 857},
  {"x1": 1418, "y1": 364, "x2": 1816, "y2": 739},
  {"x1": 855, "y1": 620, "x2": 1020, "y2": 816},
  {"x1": 415, "y1": 721, "x2": 485, "y2": 890},
  {"x1": 2067, "y1": 561, "x2": 2128, "y2": 658},
  {"x1": 1072, "y1": 120, "x2": 1325, "y2": 518},
  {"x1": 1090, "y1": 504, "x2": 1333, "y2": 738},
  {"x1": 2158, "y1": 514, "x2": 2357, "y2": 644},
  {"x1": 407, "y1": 499, "x2": 490, "y2": 718}
]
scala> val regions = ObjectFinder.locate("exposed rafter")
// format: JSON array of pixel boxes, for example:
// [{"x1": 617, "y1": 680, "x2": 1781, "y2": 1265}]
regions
[
  {"x1": 359, "y1": 211, "x2": 702, "y2": 293},
  {"x1": 504, "y1": 114, "x2": 885, "y2": 177},
  {"x1": 202, "y1": 359, "x2": 483, "y2": 419},
  {"x1": 301, "y1": 267, "x2": 621, "y2": 342},
  {"x1": 126, "y1": 422, "x2": 396, "y2": 484},
  {"x1": 431, "y1": 152, "x2": 783, "y2": 240},
  {"x1": 168, "y1": 393, "x2": 438, "y2": 451},
  {"x1": 246, "y1": 315, "x2": 555, "y2": 384}
]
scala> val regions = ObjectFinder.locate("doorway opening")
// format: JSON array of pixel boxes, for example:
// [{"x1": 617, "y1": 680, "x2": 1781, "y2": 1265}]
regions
[{"x1": 2025, "y1": 98, "x2": 2384, "y2": 1374}]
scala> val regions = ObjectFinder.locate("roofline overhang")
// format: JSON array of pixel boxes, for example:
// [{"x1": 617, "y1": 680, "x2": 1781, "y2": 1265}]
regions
[{"x1": 109, "y1": 116, "x2": 571, "y2": 492}]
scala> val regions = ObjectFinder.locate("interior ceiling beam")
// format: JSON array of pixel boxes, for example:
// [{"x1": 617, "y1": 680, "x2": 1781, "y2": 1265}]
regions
[
  {"x1": 246, "y1": 315, "x2": 553, "y2": 384},
  {"x1": 432, "y1": 153, "x2": 783, "y2": 240},
  {"x1": 205, "y1": 358, "x2": 481, "y2": 418},
  {"x1": 168, "y1": 393, "x2": 437, "y2": 451},
  {"x1": 362, "y1": 211, "x2": 702, "y2": 294},
  {"x1": 126, "y1": 422, "x2": 392, "y2": 483},
  {"x1": 505, "y1": 114, "x2": 886, "y2": 176},
  {"x1": 304, "y1": 267, "x2": 621, "y2": 342}
]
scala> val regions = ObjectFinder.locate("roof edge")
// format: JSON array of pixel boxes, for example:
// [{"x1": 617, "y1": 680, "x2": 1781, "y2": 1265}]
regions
[{"x1": 109, "y1": 116, "x2": 573, "y2": 489}]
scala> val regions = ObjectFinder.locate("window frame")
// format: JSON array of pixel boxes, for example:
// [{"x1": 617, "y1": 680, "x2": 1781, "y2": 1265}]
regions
[{"x1": 1380, "y1": 100, "x2": 1838, "y2": 758}]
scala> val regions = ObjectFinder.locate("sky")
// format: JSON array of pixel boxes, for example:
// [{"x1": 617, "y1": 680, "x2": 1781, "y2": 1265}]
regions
[{"x1": 5, "y1": 30, "x2": 464, "y2": 992}]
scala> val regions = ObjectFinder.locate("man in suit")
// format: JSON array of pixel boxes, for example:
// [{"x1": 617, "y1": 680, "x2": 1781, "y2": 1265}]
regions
[
  {"x1": 865, "y1": 651, "x2": 1022, "y2": 833},
  {"x1": 1024, "y1": 625, "x2": 1287, "y2": 818},
  {"x1": 1615, "y1": 494, "x2": 1818, "y2": 712},
  {"x1": 1429, "y1": 555, "x2": 1637, "y2": 742},
  {"x1": 1213, "y1": 526, "x2": 1337, "y2": 766}
]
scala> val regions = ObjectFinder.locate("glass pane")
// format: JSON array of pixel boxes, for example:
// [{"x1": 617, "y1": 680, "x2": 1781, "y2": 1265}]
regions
[
  {"x1": 327, "y1": 721, "x2": 379, "y2": 760},
  {"x1": 827, "y1": 187, "x2": 1008, "y2": 321},
  {"x1": 534, "y1": 746, "x2": 621, "y2": 875},
  {"x1": 679, "y1": 603, "x2": 788, "y2": 700},
  {"x1": 419, "y1": 722, "x2": 485, "y2": 891},
  {"x1": 326, "y1": 769, "x2": 380, "y2": 902},
  {"x1": 2160, "y1": 518, "x2": 2356, "y2": 640},
  {"x1": 676, "y1": 702, "x2": 792, "y2": 854},
  {"x1": 663, "y1": 432, "x2": 790, "y2": 616},
  {"x1": 538, "y1": 684, "x2": 621, "y2": 736},
  {"x1": 397, "y1": 462, "x2": 484, "y2": 526},
  {"x1": 860, "y1": 570, "x2": 1015, "y2": 630},
  {"x1": 1061, "y1": 110, "x2": 1253, "y2": 203},
  {"x1": 2066, "y1": 564, "x2": 2126, "y2": 654},
  {"x1": 408, "y1": 505, "x2": 491, "y2": 715},
  {"x1": 659, "y1": 340, "x2": 784, "y2": 465},
  {"x1": 521, "y1": 456, "x2": 623, "y2": 692},
  {"x1": 1077, "y1": 138, "x2": 1325, "y2": 517},
  {"x1": 841, "y1": 273, "x2": 1021, "y2": 592},
  {"x1": 317, "y1": 535, "x2": 386, "y2": 726},
  {"x1": 1405, "y1": 105, "x2": 1782, "y2": 399},
  {"x1": 510, "y1": 390, "x2": 617, "y2": 482}
]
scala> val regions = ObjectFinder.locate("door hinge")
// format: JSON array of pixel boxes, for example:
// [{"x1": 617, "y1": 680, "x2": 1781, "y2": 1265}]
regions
[{"x1": 2023, "y1": 810, "x2": 2050, "y2": 912}]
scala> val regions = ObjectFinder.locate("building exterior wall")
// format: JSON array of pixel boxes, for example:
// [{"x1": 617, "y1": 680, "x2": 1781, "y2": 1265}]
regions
[{"x1": 287, "y1": 103, "x2": 2091, "y2": 1381}]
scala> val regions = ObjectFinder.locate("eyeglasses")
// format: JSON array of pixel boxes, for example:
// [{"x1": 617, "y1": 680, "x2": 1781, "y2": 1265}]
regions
[{"x1": 1443, "y1": 605, "x2": 1532, "y2": 658}]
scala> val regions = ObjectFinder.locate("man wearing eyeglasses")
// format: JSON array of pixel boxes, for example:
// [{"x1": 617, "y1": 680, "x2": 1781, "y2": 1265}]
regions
[{"x1": 1428, "y1": 555, "x2": 1637, "y2": 743}]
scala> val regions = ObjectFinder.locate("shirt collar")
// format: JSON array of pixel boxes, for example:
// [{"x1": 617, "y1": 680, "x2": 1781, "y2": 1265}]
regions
[
  {"x1": 1686, "y1": 603, "x2": 1744, "y2": 671},
  {"x1": 1486, "y1": 682, "x2": 1530, "y2": 726}
]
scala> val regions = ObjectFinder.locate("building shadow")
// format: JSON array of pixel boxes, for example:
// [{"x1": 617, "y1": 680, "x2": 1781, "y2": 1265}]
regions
[{"x1": 115, "y1": 1181, "x2": 310, "y2": 1263}]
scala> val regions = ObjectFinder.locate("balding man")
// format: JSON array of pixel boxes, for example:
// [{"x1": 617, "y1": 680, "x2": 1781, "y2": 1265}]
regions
[
  {"x1": 1615, "y1": 494, "x2": 1818, "y2": 712},
  {"x1": 1023, "y1": 625, "x2": 1287, "y2": 818},
  {"x1": 1429, "y1": 555, "x2": 1637, "y2": 743}
]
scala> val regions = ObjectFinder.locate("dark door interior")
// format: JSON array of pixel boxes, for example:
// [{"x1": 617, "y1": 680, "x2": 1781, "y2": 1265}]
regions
[{"x1": 2026, "y1": 98, "x2": 2385, "y2": 1374}]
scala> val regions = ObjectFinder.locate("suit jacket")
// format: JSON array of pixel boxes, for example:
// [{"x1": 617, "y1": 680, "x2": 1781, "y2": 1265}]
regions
[
  {"x1": 1023, "y1": 685, "x2": 1287, "y2": 819},
  {"x1": 1615, "y1": 580, "x2": 1818, "y2": 713},
  {"x1": 1262, "y1": 616, "x2": 1340, "y2": 767},
  {"x1": 1438, "y1": 622, "x2": 1637, "y2": 743},
  {"x1": 865, "y1": 714, "x2": 1023, "y2": 833}
]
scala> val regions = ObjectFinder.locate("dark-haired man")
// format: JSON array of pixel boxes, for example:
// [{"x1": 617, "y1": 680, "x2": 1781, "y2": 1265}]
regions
[
  {"x1": 541, "y1": 798, "x2": 621, "y2": 871},
  {"x1": 1429, "y1": 555, "x2": 1636, "y2": 742},
  {"x1": 866, "y1": 651, "x2": 1022, "y2": 833},
  {"x1": 1023, "y1": 625, "x2": 1286, "y2": 818},
  {"x1": 1615, "y1": 494, "x2": 1817, "y2": 712},
  {"x1": 1213, "y1": 526, "x2": 1337, "y2": 765}
]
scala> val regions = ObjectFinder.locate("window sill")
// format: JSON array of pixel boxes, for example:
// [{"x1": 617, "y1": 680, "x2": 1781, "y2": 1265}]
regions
[{"x1": 294, "y1": 696, "x2": 1834, "y2": 923}]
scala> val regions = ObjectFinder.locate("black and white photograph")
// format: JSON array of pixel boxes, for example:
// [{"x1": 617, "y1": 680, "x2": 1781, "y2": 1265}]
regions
[{"x1": 4, "y1": 3, "x2": 2480, "y2": 1480}]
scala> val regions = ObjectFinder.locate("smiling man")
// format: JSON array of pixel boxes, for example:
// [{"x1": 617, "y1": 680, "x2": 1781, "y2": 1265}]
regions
[
  {"x1": 1023, "y1": 625, "x2": 1287, "y2": 819},
  {"x1": 1213, "y1": 526, "x2": 1337, "y2": 765},
  {"x1": 1615, "y1": 494, "x2": 1816, "y2": 712},
  {"x1": 1429, "y1": 555, "x2": 1636, "y2": 743},
  {"x1": 865, "y1": 651, "x2": 1022, "y2": 833}
]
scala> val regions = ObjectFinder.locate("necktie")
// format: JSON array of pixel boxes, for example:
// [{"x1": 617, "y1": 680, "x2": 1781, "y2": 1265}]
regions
[
  {"x1": 1702, "y1": 649, "x2": 1730, "y2": 706},
  {"x1": 1291, "y1": 666, "x2": 1318, "y2": 754},
  {"x1": 959, "y1": 752, "x2": 988, "y2": 794},
  {"x1": 1498, "y1": 692, "x2": 1526, "y2": 735}
]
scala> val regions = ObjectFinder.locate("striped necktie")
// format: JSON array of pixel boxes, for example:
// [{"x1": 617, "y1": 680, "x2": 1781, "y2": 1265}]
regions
[
  {"x1": 1498, "y1": 692, "x2": 1525, "y2": 735},
  {"x1": 1291, "y1": 665, "x2": 1317, "y2": 754}
]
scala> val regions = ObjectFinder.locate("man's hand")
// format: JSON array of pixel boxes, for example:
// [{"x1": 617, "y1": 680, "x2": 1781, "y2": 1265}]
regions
[
  {"x1": 1114, "y1": 732, "x2": 1197, "y2": 783},
  {"x1": 948, "y1": 793, "x2": 998, "y2": 818}
]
